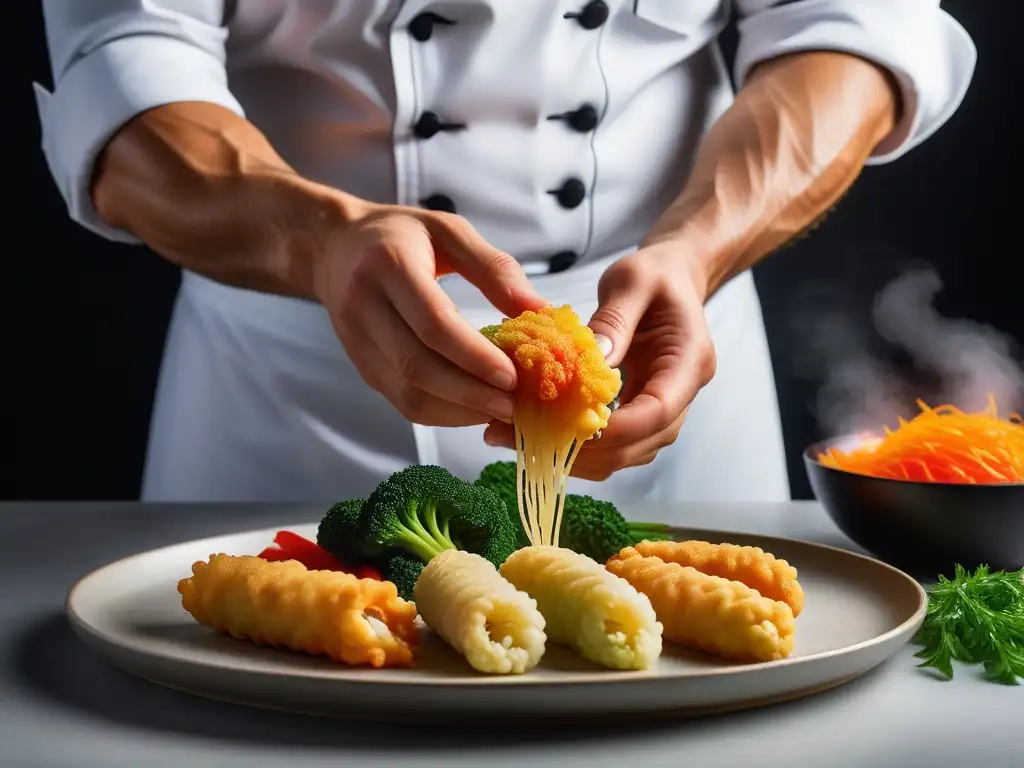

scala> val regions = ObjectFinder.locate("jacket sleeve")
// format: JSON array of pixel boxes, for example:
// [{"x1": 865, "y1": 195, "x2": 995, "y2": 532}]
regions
[
  {"x1": 732, "y1": 1, "x2": 977, "y2": 164},
  {"x1": 34, "y1": 0, "x2": 244, "y2": 242}
]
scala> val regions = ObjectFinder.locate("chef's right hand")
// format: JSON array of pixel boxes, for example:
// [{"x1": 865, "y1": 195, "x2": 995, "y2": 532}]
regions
[{"x1": 312, "y1": 207, "x2": 547, "y2": 427}]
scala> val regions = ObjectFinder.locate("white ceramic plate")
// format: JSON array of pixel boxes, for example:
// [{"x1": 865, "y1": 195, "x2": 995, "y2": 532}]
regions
[{"x1": 67, "y1": 524, "x2": 927, "y2": 722}]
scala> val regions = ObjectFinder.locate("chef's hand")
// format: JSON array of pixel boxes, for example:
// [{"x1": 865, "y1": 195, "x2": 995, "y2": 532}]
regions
[
  {"x1": 88, "y1": 102, "x2": 548, "y2": 428},
  {"x1": 574, "y1": 244, "x2": 716, "y2": 479},
  {"x1": 483, "y1": 242, "x2": 716, "y2": 479},
  {"x1": 314, "y1": 207, "x2": 548, "y2": 427}
]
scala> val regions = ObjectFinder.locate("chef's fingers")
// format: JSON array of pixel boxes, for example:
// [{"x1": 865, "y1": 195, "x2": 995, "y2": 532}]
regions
[
  {"x1": 345, "y1": 330, "x2": 496, "y2": 428},
  {"x1": 480, "y1": 372, "x2": 692, "y2": 457},
  {"x1": 572, "y1": 408, "x2": 687, "y2": 475},
  {"x1": 587, "y1": 262, "x2": 654, "y2": 368},
  {"x1": 567, "y1": 449, "x2": 658, "y2": 482},
  {"x1": 362, "y1": 296, "x2": 515, "y2": 421},
  {"x1": 427, "y1": 214, "x2": 549, "y2": 317},
  {"x1": 483, "y1": 420, "x2": 516, "y2": 448},
  {"x1": 592, "y1": 325, "x2": 715, "y2": 449},
  {"x1": 483, "y1": 416, "x2": 665, "y2": 479},
  {"x1": 376, "y1": 237, "x2": 520, "y2": 391}
]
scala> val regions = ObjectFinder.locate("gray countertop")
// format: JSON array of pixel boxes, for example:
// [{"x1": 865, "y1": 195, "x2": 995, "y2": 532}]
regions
[{"x1": 2, "y1": 501, "x2": 1019, "y2": 768}]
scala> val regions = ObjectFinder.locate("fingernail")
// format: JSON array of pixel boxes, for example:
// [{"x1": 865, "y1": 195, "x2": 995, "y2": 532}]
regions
[
  {"x1": 595, "y1": 334, "x2": 613, "y2": 359},
  {"x1": 487, "y1": 398, "x2": 514, "y2": 420},
  {"x1": 490, "y1": 370, "x2": 515, "y2": 390}
]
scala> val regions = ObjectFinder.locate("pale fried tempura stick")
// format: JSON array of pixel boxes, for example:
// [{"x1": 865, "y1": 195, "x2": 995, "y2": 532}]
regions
[
  {"x1": 631, "y1": 539, "x2": 805, "y2": 617},
  {"x1": 178, "y1": 554, "x2": 419, "y2": 668},
  {"x1": 606, "y1": 548, "x2": 796, "y2": 662},
  {"x1": 415, "y1": 550, "x2": 547, "y2": 674},
  {"x1": 500, "y1": 545, "x2": 662, "y2": 670}
]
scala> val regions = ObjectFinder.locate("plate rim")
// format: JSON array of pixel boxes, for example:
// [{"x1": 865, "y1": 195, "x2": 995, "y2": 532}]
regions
[{"x1": 66, "y1": 522, "x2": 929, "y2": 689}]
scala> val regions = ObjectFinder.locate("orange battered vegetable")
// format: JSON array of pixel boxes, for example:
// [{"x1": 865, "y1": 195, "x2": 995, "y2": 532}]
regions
[
  {"x1": 179, "y1": 554, "x2": 419, "y2": 668},
  {"x1": 481, "y1": 305, "x2": 621, "y2": 546},
  {"x1": 818, "y1": 395, "x2": 1024, "y2": 484}
]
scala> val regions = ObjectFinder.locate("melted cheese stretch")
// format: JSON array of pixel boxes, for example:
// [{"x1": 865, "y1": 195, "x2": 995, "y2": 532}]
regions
[
  {"x1": 484, "y1": 306, "x2": 621, "y2": 547},
  {"x1": 513, "y1": 398, "x2": 582, "y2": 548}
]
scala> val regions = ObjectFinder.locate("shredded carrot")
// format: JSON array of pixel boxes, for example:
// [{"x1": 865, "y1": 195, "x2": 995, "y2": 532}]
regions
[{"x1": 817, "y1": 394, "x2": 1024, "y2": 484}]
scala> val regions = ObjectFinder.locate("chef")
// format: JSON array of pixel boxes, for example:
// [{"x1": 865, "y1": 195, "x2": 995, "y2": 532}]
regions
[{"x1": 36, "y1": 1, "x2": 975, "y2": 507}]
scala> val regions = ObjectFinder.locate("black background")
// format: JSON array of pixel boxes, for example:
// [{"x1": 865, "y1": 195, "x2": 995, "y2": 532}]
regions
[{"x1": 11, "y1": 2, "x2": 1022, "y2": 501}]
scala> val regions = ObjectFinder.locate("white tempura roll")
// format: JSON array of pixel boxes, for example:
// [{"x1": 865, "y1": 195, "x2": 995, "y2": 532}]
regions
[
  {"x1": 500, "y1": 546, "x2": 663, "y2": 670},
  {"x1": 414, "y1": 550, "x2": 547, "y2": 674}
]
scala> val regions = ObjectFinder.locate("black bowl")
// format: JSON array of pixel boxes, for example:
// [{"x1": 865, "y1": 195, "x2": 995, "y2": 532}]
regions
[{"x1": 804, "y1": 437, "x2": 1024, "y2": 577}]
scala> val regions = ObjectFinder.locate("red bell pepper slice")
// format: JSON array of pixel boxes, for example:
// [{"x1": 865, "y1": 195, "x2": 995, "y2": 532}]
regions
[
  {"x1": 354, "y1": 565, "x2": 384, "y2": 581},
  {"x1": 257, "y1": 547, "x2": 295, "y2": 562},
  {"x1": 256, "y1": 530, "x2": 382, "y2": 580},
  {"x1": 274, "y1": 530, "x2": 325, "y2": 556}
]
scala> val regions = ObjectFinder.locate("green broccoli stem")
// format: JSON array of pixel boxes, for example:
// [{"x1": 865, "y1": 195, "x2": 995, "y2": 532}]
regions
[
  {"x1": 421, "y1": 501, "x2": 457, "y2": 551},
  {"x1": 394, "y1": 528, "x2": 444, "y2": 562},
  {"x1": 627, "y1": 522, "x2": 672, "y2": 534},
  {"x1": 395, "y1": 505, "x2": 452, "y2": 561},
  {"x1": 627, "y1": 523, "x2": 674, "y2": 543}
]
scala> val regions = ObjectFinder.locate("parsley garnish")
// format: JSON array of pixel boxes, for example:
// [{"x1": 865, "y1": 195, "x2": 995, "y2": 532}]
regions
[{"x1": 911, "y1": 564, "x2": 1024, "y2": 685}]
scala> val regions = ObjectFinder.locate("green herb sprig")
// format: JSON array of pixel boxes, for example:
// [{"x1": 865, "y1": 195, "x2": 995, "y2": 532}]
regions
[{"x1": 911, "y1": 564, "x2": 1024, "y2": 685}]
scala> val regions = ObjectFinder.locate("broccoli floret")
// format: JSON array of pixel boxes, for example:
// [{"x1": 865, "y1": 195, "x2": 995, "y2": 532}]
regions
[
  {"x1": 317, "y1": 498, "x2": 366, "y2": 563},
  {"x1": 474, "y1": 461, "x2": 674, "y2": 560},
  {"x1": 560, "y1": 494, "x2": 673, "y2": 562},
  {"x1": 474, "y1": 461, "x2": 531, "y2": 548},
  {"x1": 557, "y1": 495, "x2": 631, "y2": 561},
  {"x1": 381, "y1": 553, "x2": 425, "y2": 601},
  {"x1": 360, "y1": 464, "x2": 519, "y2": 569}
]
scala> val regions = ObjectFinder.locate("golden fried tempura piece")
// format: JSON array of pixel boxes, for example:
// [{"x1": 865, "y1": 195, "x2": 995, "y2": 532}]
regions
[
  {"x1": 178, "y1": 554, "x2": 419, "y2": 668},
  {"x1": 606, "y1": 548, "x2": 796, "y2": 662},
  {"x1": 630, "y1": 539, "x2": 805, "y2": 617}
]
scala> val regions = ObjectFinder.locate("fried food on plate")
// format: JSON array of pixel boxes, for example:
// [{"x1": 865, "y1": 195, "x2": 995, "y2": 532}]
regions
[
  {"x1": 415, "y1": 549, "x2": 547, "y2": 675},
  {"x1": 606, "y1": 547, "x2": 796, "y2": 663},
  {"x1": 178, "y1": 554, "x2": 419, "y2": 668},
  {"x1": 631, "y1": 539, "x2": 805, "y2": 617},
  {"x1": 500, "y1": 545, "x2": 663, "y2": 670}
]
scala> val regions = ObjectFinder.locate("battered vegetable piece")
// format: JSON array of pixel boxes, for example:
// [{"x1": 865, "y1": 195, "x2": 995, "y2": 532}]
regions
[
  {"x1": 178, "y1": 554, "x2": 419, "y2": 668},
  {"x1": 606, "y1": 548, "x2": 796, "y2": 662},
  {"x1": 481, "y1": 306, "x2": 621, "y2": 547},
  {"x1": 631, "y1": 540, "x2": 805, "y2": 617},
  {"x1": 415, "y1": 549, "x2": 547, "y2": 674},
  {"x1": 499, "y1": 545, "x2": 662, "y2": 670}
]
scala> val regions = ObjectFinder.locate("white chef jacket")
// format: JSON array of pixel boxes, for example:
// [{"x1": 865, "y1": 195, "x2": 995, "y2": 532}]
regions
[{"x1": 35, "y1": 1, "x2": 975, "y2": 510}]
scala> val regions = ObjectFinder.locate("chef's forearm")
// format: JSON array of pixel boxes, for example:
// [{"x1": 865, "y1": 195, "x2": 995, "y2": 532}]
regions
[
  {"x1": 91, "y1": 101, "x2": 368, "y2": 298},
  {"x1": 643, "y1": 51, "x2": 899, "y2": 301}
]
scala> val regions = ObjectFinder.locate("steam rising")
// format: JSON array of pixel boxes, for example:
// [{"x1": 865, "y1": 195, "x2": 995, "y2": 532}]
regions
[{"x1": 794, "y1": 266, "x2": 1023, "y2": 437}]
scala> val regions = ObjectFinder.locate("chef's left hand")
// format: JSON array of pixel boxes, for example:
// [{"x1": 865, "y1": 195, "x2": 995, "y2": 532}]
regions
[{"x1": 484, "y1": 242, "x2": 718, "y2": 480}]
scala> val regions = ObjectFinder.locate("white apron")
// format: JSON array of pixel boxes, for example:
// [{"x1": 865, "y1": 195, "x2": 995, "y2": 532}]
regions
[{"x1": 141, "y1": 255, "x2": 789, "y2": 508}]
